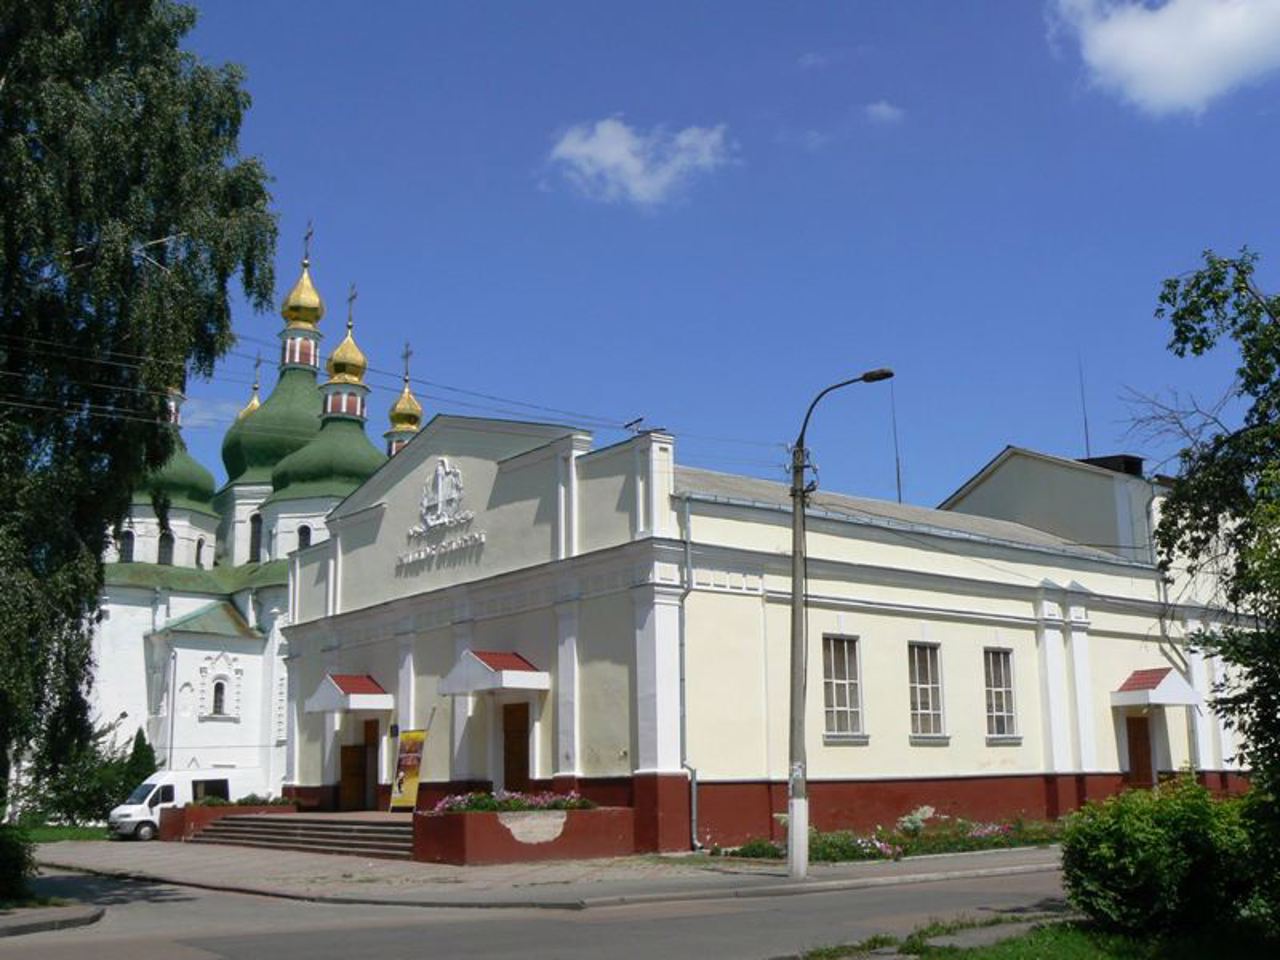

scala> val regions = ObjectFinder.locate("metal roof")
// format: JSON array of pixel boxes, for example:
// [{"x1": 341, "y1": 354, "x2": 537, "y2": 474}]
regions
[{"x1": 674, "y1": 465, "x2": 1128, "y2": 564}]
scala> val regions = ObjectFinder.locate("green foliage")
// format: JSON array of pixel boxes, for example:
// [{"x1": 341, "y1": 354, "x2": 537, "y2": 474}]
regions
[
  {"x1": 21, "y1": 824, "x2": 107, "y2": 842},
  {"x1": 730, "y1": 815, "x2": 1060, "y2": 862},
  {"x1": 124, "y1": 730, "x2": 157, "y2": 790},
  {"x1": 1061, "y1": 777, "x2": 1251, "y2": 934},
  {"x1": 1152, "y1": 247, "x2": 1280, "y2": 923},
  {"x1": 0, "y1": 0, "x2": 276, "y2": 803},
  {"x1": 13, "y1": 721, "x2": 140, "y2": 825},
  {"x1": 0, "y1": 823, "x2": 34, "y2": 901},
  {"x1": 431, "y1": 790, "x2": 596, "y2": 813}
]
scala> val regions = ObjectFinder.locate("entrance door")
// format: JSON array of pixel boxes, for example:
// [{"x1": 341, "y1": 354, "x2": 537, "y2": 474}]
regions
[
  {"x1": 1126, "y1": 715, "x2": 1154, "y2": 787},
  {"x1": 502, "y1": 703, "x2": 530, "y2": 793},
  {"x1": 339, "y1": 745, "x2": 367, "y2": 810},
  {"x1": 363, "y1": 719, "x2": 380, "y2": 810}
]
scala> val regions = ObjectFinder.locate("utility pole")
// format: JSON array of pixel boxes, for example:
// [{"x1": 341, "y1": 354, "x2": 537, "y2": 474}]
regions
[{"x1": 788, "y1": 367, "x2": 893, "y2": 880}]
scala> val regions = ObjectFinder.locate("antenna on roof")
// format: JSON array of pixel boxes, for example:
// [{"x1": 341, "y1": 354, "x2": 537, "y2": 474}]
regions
[
  {"x1": 890, "y1": 380, "x2": 904, "y2": 504},
  {"x1": 1077, "y1": 354, "x2": 1093, "y2": 458},
  {"x1": 623, "y1": 417, "x2": 645, "y2": 434}
]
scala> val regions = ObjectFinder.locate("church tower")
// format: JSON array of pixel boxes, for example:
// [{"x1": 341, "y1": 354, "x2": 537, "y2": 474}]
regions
[{"x1": 385, "y1": 342, "x2": 423, "y2": 456}]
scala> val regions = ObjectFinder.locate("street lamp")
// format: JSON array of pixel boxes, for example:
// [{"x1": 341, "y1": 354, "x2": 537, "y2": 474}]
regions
[{"x1": 788, "y1": 367, "x2": 894, "y2": 880}]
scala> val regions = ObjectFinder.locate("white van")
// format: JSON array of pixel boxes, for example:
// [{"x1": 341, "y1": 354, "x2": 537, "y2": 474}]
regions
[{"x1": 107, "y1": 769, "x2": 266, "y2": 840}]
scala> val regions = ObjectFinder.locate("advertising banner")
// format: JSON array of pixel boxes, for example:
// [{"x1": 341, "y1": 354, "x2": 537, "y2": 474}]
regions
[{"x1": 389, "y1": 729, "x2": 426, "y2": 810}]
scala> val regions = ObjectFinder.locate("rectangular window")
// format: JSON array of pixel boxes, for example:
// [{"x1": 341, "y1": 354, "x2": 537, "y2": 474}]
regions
[
  {"x1": 908, "y1": 643, "x2": 944, "y2": 736},
  {"x1": 823, "y1": 635, "x2": 863, "y2": 736},
  {"x1": 984, "y1": 648, "x2": 1017, "y2": 737}
]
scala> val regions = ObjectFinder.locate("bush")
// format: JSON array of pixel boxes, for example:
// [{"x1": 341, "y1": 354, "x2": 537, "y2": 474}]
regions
[
  {"x1": 0, "y1": 823, "x2": 35, "y2": 901},
  {"x1": 1061, "y1": 776, "x2": 1252, "y2": 934},
  {"x1": 430, "y1": 790, "x2": 596, "y2": 813},
  {"x1": 732, "y1": 837, "x2": 783, "y2": 858},
  {"x1": 234, "y1": 794, "x2": 292, "y2": 806}
]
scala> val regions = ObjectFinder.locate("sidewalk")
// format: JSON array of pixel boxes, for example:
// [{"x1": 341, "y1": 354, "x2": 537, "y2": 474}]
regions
[{"x1": 36, "y1": 841, "x2": 1061, "y2": 910}]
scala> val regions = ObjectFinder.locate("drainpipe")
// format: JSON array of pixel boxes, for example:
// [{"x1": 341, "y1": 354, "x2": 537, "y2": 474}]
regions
[
  {"x1": 166, "y1": 648, "x2": 178, "y2": 771},
  {"x1": 679, "y1": 495, "x2": 700, "y2": 849}
]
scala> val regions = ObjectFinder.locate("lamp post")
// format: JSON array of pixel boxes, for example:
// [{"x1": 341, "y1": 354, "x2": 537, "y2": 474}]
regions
[{"x1": 788, "y1": 367, "x2": 894, "y2": 880}]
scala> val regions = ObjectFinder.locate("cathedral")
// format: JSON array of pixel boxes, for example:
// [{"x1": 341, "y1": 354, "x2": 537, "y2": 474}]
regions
[{"x1": 93, "y1": 248, "x2": 421, "y2": 796}]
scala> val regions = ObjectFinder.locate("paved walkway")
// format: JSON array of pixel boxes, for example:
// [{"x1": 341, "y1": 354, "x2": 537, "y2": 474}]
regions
[{"x1": 36, "y1": 840, "x2": 1061, "y2": 909}]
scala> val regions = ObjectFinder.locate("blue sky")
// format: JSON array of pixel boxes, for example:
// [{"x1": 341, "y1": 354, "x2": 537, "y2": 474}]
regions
[{"x1": 180, "y1": 1, "x2": 1280, "y2": 506}]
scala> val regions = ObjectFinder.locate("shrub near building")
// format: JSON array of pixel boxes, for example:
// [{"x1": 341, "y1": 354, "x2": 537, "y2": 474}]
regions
[{"x1": 1061, "y1": 777, "x2": 1255, "y2": 935}]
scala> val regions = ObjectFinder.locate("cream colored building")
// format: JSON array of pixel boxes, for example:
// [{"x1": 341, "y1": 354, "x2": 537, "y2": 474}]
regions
[{"x1": 283, "y1": 422, "x2": 1240, "y2": 849}]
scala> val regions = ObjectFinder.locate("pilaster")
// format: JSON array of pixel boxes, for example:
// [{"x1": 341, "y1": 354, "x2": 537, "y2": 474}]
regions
[
  {"x1": 554, "y1": 598, "x2": 581, "y2": 779},
  {"x1": 1066, "y1": 588, "x2": 1096, "y2": 771},
  {"x1": 632, "y1": 583, "x2": 683, "y2": 773},
  {"x1": 1035, "y1": 587, "x2": 1071, "y2": 772}
]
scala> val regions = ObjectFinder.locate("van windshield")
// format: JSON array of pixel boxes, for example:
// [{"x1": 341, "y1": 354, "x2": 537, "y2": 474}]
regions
[{"x1": 125, "y1": 783, "x2": 154, "y2": 805}]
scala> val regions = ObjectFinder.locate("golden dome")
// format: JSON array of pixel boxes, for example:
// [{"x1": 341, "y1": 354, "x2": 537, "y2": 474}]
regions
[
  {"x1": 326, "y1": 314, "x2": 368, "y2": 385},
  {"x1": 388, "y1": 380, "x2": 423, "y2": 431},
  {"x1": 281, "y1": 258, "x2": 325, "y2": 329}
]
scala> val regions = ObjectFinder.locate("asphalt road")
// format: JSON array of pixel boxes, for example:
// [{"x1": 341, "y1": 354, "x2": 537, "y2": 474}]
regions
[{"x1": 8, "y1": 868, "x2": 1066, "y2": 959}]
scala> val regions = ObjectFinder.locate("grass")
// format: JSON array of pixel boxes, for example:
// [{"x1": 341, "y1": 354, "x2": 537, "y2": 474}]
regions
[
  {"x1": 0, "y1": 895, "x2": 71, "y2": 912},
  {"x1": 22, "y1": 824, "x2": 108, "y2": 843},
  {"x1": 803, "y1": 921, "x2": 1278, "y2": 959}
]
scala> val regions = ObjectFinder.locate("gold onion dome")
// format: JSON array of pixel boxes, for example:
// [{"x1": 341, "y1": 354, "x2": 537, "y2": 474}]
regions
[
  {"x1": 389, "y1": 378, "x2": 423, "y2": 430},
  {"x1": 326, "y1": 315, "x2": 368, "y2": 385},
  {"x1": 237, "y1": 371, "x2": 261, "y2": 421},
  {"x1": 281, "y1": 257, "x2": 325, "y2": 329}
]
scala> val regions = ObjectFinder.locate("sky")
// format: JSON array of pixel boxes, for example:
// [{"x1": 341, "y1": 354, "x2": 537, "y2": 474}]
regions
[{"x1": 179, "y1": 0, "x2": 1280, "y2": 507}]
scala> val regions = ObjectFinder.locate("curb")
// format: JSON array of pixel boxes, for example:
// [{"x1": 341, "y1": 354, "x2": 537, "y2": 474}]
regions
[
  {"x1": 0, "y1": 905, "x2": 105, "y2": 938},
  {"x1": 37, "y1": 858, "x2": 1060, "y2": 912}
]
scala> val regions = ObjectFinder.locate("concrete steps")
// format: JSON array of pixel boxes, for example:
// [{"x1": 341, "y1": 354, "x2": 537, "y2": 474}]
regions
[{"x1": 189, "y1": 815, "x2": 415, "y2": 861}]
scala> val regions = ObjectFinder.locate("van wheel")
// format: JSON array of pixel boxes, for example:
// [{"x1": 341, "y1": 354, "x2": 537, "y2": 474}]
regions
[{"x1": 134, "y1": 822, "x2": 157, "y2": 842}]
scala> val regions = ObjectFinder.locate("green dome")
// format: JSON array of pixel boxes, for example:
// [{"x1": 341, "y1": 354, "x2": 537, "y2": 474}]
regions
[
  {"x1": 265, "y1": 418, "x2": 386, "y2": 505},
  {"x1": 135, "y1": 439, "x2": 217, "y2": 516},
  {"x1": 222, "y1": 366, "x2": 322, "y2": 485}
]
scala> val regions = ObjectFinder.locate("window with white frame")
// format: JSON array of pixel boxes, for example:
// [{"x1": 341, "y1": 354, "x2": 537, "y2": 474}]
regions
[
  {"x1": 984, "y1": 648, "x2": 1017, "y2": 737},
  {"x1": 908, "y1": 642, "x2": 944, "y2": 736},
  {"x1": 823, "y1": 635, "x2": 863, "y2": 736}
]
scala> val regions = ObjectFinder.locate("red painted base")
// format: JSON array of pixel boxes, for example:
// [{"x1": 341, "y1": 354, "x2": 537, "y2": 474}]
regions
[
  {"x1": 158, "y1": 804, "x2": 297, "y2": 841},
  {"x1": 413, "y1": 808, "x2": 635, "y2": 865},
  {"x1": 633, "y1": 772, "x2": 690, "y2": 852}
]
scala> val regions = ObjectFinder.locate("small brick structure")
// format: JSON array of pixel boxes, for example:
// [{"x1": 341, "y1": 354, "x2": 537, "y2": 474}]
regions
[
  {"x1": 413, "y1": 807, "x2": 635, "y2": 865},
  {"x1": 159, "y1": 804, "x2": 297, "y2": 841}
]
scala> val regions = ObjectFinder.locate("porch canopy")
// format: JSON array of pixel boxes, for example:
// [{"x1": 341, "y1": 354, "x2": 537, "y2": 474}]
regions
[
  {"x1": 439, "y1": 650, "x2": 550, "y2": 696},
  {"x1": 1110, "y1": 667, "x2": 1201, "y2": 709},
  {"x1": 305, "y1": 673, "x2": 395, "y2": 713}
]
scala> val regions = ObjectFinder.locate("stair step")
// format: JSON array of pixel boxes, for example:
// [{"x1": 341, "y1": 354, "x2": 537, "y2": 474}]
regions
[
  {"x1": 203, "y1": 822, "x2": 412, "y2": 837},
  {"x1": 197, "y1": 830, "x2": 412, "y2": 852},
  {"x1": 190, "y1": 836, "x2": 413, "y2": 860}
]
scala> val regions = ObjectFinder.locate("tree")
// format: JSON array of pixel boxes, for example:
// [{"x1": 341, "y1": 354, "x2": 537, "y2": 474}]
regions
[
  {"x1": 0, "y1": 0, "x2": 276, "y2": 810},
  {"x1": 1152, "y1": 247, "x2": 1280, "y2": 920},
  {"x1": 124, "y1": 728, "x2": 157, "y2": 789}
]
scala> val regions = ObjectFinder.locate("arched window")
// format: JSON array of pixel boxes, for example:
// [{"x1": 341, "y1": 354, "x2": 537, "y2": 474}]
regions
[
  {"x1": 157, "y1": 531, "x2": 174, "y2": 566},
  {"x1": 297, "y1": 525, "x2": 311, "y2": 550},
  {"x1": 195, "y1": 538, "x2": 205, "y2": 569},
  {"x1": 118, "y1": 530, "x2": 135, "y2": 563},
  {"x1": 249, "y1": 513, "x2": 262, "y2": 563},
  {"x1": 212, "y1": 680, "x2": 226, "y2": 716}
]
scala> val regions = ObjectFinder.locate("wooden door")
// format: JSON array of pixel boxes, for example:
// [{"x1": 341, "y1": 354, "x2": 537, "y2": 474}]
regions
[
  {"x1": 1126, "y1": 715, "x2": 1154, "y2": 787},
  {"x1": 363, "y1": 719, "x2": 380, "y2": 810},
  {"x1": 339, "y1": 745, "x2": 367, "y2": 811},
  {"x1": 502, "y1": 703, "x2": 530, "y2": 793}
]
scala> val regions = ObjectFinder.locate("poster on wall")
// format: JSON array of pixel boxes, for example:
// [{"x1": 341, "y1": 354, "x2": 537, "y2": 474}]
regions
[{"x1": 389, "y1": 729, "x2": 426, "y2": 810}]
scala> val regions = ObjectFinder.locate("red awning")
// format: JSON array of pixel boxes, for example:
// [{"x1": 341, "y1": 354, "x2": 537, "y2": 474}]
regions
[
  {"x1": 330, "y1": 674, "x2": 387, "y2": 695},
  {"x1": 471, "y1": 651, "x2": 539, "y2": 673},
  {"x1": 1117, "y1": 667, "x2": 1172, "y2": 693}
]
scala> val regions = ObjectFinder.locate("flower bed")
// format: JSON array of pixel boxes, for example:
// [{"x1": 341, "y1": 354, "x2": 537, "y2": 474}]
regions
[
  {"x1": 430, "y1": 789, "x2": 595, "y2": 814},
  {"x1": 158, "y1": 803, "x2": 297, "y2": 842},
  {"x1": 415, "y1": 798, "x2": 630, "y2": 865},
  {"x1": 727, "y1": 806, "x2": 1061, "y2": 862}
]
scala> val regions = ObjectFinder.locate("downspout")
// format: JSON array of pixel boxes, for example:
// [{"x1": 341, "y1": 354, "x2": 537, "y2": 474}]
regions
[
  {"x1": 679, "y1": 495, "x2": 700, "y2": 849},
  {"x1": 166, "y1": 648, "x2": 178, "y2": 771}
]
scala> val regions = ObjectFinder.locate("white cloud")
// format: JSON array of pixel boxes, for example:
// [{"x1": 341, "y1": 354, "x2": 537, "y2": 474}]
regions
[
  {"x1": 180, "y1": 398, "x2": 242, "y2": 429},
  {"x1": 864, "y1": 100, "x2": 906, "y2": 124},
  {"x1": 1053, "y1": 0, "x2": 1280, "y2": 115},
  {"x1": 548, "y1": 117, "x2": 731, "y2": 207},
  {"x1": 798, "y1": 52, "x2": 829, "y2": 69}
]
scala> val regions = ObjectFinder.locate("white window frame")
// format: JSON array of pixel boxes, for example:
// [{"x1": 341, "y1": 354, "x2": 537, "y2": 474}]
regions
[
  {"x1": 984, "y1": 647, "x2": 1020, "y2": 742},
  {"x1": 908, "y1": 641, "x2": 947, "y2": 742},
  {"x1": 822, "y1": 634, "x2": 867, "y2": 743}
]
